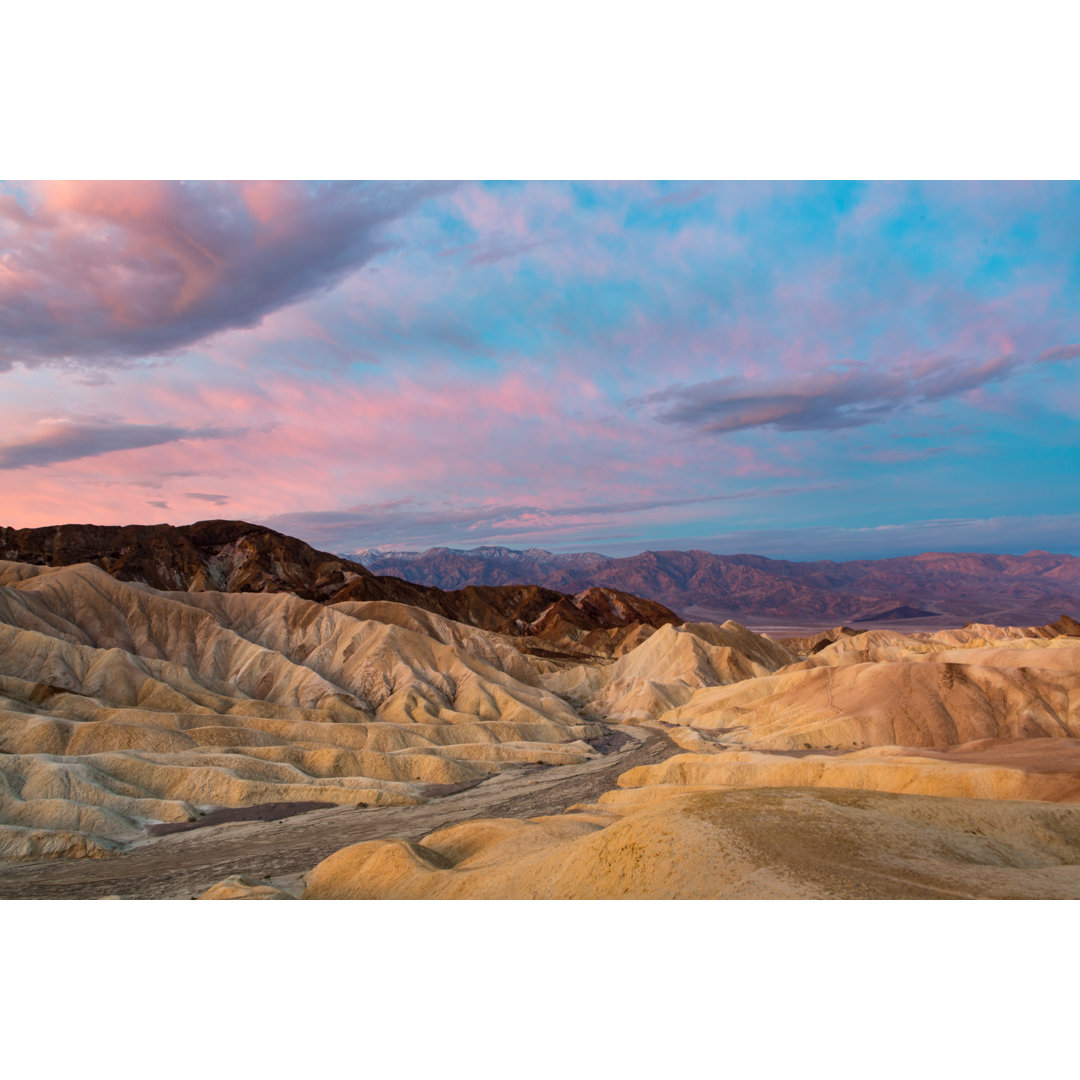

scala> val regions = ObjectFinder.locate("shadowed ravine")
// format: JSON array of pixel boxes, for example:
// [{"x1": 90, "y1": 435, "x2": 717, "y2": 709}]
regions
[{"x1": 0, "y1": 725, "x2": 678, "y2": 899}]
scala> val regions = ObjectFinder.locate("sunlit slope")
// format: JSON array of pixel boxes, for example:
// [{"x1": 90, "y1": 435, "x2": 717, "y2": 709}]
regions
[
  {"x1": 659, "y1": 655, "x2": 1080, "y2": 750},
  {"x1": 785, "y1": 626, "x2": 1080, "y2": 670},
  {"x1": 5, "y1": 544, "x2": 1080, "y2": 898},
  {"x1": 301, "y1": 788, "x2": 1080, "y2": 900},
  {"x1": 545, "y1": 620, "x2": 796, "y2": 721},
  {"x1": 0, "y1": 561, "x2": 599, "y2": 858},
  {"x1": 296, "y1": 617, "x2": 1080, "y2": 900},
  {"x1": 329, "y1": 599, "x2": 544, "y2": 685},
  {"x1": 611, "y1": 744, "x2": 1080, "y2": 804}
]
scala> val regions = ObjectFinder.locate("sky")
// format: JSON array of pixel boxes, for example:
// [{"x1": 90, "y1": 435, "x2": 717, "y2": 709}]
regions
[{"x1": 0, "y1": 179, "x2": 1077, "y2": 561}]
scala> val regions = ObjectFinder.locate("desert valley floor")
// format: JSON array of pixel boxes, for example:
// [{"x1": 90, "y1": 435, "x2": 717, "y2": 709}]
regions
[{"x1": 2, "y1": 525, "x2": 1080, "y2": 900}]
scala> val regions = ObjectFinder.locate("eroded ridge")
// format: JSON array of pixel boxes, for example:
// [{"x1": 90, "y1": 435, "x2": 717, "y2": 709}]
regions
[{"x1": 3, "y1": 549, "x2": 1080, "y2": 901}]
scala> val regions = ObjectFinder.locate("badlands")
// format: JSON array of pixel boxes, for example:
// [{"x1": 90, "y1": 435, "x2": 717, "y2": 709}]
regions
[{"x1": 1, "y1": 521, "x2": 1079, "y2": 899}]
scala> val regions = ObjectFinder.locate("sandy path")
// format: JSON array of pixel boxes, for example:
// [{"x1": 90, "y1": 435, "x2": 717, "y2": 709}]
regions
[{"x1": 0, "y1": 725, "x2": 678, "y2": 900}]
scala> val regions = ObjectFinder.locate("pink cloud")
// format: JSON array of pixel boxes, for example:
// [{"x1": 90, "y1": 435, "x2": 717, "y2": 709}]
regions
[
  {"x1": 0, "y1": 181, "x2": 441, "y2": 369},
  {"x1": 0, "y1": 349, "x2": 793, "y2": 540}
]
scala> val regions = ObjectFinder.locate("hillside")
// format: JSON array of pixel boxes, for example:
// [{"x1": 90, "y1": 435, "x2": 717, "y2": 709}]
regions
[
  {"x1": 0, "y1": 521, "x2": 680, "y2": 649},
  {"x1": 3, "y1": 538, "x2": 1080, "y2": 898},
  {"x1": 357, "y1": 545, "x2": 1080, "y2": 626}
]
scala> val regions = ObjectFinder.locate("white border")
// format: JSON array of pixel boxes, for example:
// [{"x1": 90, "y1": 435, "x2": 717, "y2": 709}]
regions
[{"x1": 3, "y1": 0, "x2": 1079, "y2": 178}]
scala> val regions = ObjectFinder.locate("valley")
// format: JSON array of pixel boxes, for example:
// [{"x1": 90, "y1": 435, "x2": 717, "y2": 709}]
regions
[{"x1": 2, "y1": 521, "x2": 1079, "y2": 900}]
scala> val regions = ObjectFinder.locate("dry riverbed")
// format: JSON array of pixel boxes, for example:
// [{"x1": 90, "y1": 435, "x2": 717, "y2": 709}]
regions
[{"x1": 0, "y1": 725, "x2": 678, "y2": 900}]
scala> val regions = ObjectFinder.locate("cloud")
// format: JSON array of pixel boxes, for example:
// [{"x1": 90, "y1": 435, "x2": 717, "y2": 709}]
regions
[
  {"x1": 649, "y1": 184, "x2": 710, "y2": 209},
  {"x1": 183, "y1": 492, "x2": 230, "y2": 505},
  {"x1": 1, "y1": 182, "x2": 1077, "y2": 560},
  {"x1": 437, "y1": 239, "x2": 545, "y2": 266},
  {"x1": 1039, "y1": 343, "x2": 1080, "y2": 363},
  {"x1": 263, "y1": 485, "x2": 835, "y2": 553},
  {"x1": 646, "y1": 352, "x2": 1030, "y2": 434},
  {"x1": 0, "y1": 419, "x2": 244, "y2": 469},
  {"x1": 267, "y1": 503, "x2": 1080, "y2": 562},
  {"x1": 858, "y1": 445, "x2": 949, "y2": 463},
  {"x1": 0, "y1": 181, "x2": 447, "y2": 368}
]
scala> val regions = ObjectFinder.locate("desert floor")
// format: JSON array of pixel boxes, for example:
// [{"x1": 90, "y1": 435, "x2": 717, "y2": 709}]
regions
[{"x1": 0, "y1": 725, "x2": 676, "y2": 898}]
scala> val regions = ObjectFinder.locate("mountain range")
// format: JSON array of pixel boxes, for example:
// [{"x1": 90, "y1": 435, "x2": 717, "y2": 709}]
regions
[
  {"x1": 0, "y1": 521, "x2": 679, "y2": 653},
  {"x1": 356, "y1": 544, "x2": 1080, "y2": 627},
  {"x1": 5, "y1": 520, "x2": 1079, "y2": 632},
  {"x1": 5, "y1": 517, "x2": 1080, "y2": 900}
]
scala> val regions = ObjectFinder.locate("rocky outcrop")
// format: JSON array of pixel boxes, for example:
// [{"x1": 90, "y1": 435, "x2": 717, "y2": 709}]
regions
[
  {"x1": 0, "y1": 519, "x2": 373, "y2": 599},
  {"x1": 0, "y1": 520, "x2": 682, "y2": 648}
]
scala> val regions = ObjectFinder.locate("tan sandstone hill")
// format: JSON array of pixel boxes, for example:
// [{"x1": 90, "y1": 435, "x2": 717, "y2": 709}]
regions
[
  {"x1": 611, "y1": 745, "x2": 1080, "y2": 804},
  {"x1": 300, "y1": 787, "x2": 1080, "y2": 900},
  {"x1": 656, "y1": 659, "x2": 1080, "y2": 750},
  {"x1": 5, "y1": 524, "x2": 1080, "y2": 901},
  {"x1": 0, "y1": 560, "x2": 601, "y2": 859},
  {"x1": 544, "y1": 620, "x2": 796, "y2": 722},
  {"x1": 0, "y1": 520, "x2": 683, "y2": 654}
]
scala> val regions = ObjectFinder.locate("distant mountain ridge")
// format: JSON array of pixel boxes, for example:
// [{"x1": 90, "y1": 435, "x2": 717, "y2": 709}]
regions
[
  {"x1": 355, "y1": 545, "x2": 1080, "y2": 626},
  {"x1": 0, "y1": 521, "x2": 680, "y2": 649},
  {"x1": 5, "y1": 522, "x2": 1077, "y2": 630}
]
